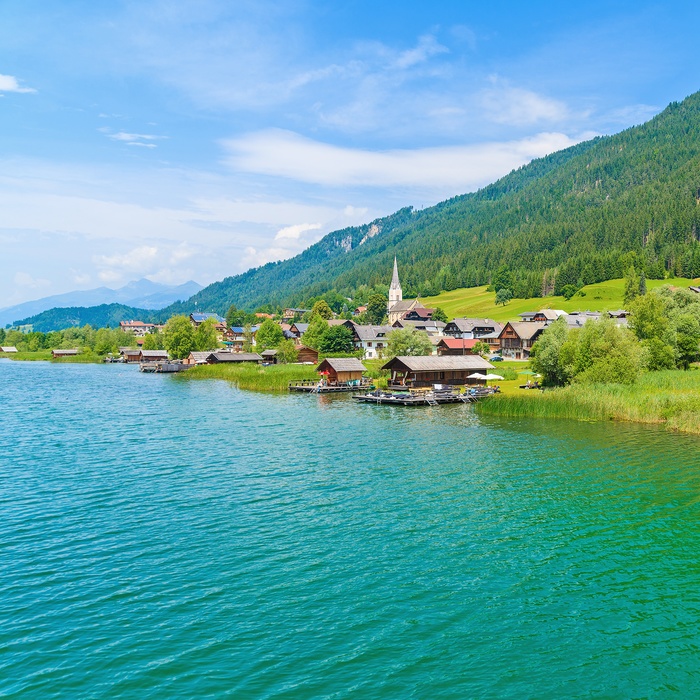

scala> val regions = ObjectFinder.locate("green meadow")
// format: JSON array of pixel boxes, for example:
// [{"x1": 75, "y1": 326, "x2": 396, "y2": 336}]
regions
[{"x1": 422, "y1": 277, "x2": 700, "y2": 322}]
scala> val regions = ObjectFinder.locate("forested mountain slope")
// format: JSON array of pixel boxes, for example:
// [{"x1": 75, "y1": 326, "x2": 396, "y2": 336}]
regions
[
  {"x1": 163, "y1": 90, "x2": 700, "y2": 315},
  {"x1": 15, "y1": 304, "x2": 154, "y2": 333}
]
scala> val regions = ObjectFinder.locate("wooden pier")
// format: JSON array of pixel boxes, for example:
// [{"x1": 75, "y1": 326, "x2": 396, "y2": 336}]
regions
[
  {"x1": 353, "y1": 387, "x2": 495, "y2": 406},
  {"x1": 139, "y1": 362, "x2": 190, "y2": 373},
  {"x1": 288, "y1": 379, "x2": 371, "y2": 394}
]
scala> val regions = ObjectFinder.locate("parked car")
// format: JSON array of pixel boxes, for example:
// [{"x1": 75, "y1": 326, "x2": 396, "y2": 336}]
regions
[{"x1": 489, "y1": 355, "x2": 504, "y2": 362}]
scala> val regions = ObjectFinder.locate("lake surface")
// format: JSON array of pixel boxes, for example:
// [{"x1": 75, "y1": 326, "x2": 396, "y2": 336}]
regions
[{"x1": 2, "y1": 360, "x2": 700, "y2": 698}]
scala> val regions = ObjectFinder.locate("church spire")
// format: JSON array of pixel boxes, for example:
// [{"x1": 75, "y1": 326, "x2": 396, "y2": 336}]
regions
[
  {"x1": 389, "y1": 256, "x2": 402, "y2": 306},
  {"x1": 390, "y1": 256, "x2": 400, "y2": 290}
]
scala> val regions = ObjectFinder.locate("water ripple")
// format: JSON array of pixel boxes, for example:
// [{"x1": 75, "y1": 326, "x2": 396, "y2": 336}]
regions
[{"x1": 2, "y1": 361, "x2": 700, "y2": 698}]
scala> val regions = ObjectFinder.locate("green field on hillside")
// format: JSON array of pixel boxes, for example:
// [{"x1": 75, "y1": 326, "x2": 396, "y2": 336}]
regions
[{"x1": 422, "y1": 277, "x2": 700, "y2": 322}]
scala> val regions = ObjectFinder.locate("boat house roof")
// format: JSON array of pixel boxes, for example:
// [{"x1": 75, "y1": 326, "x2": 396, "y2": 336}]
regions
[
  {"x1": 316, "y1": 357, "x2": 366, "y2": 373},
  {"x1": 381, "y1": 355, "x2": 494, "y2": 372},
  {"x1": 210, "y1": 352, "x2": 262, "y2": 363}
]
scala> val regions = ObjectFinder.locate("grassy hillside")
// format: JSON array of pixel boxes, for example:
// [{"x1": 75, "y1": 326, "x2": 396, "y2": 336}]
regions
[
  {"x1": 156, "y1": 90, "x2": 700, "y2": 316},
  {"x1": 422, "y1": 277, "x2": 700, "y2": 322}
]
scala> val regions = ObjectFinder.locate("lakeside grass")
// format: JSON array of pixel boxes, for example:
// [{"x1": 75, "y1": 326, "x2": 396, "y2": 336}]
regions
[
  {"x1": 422, "y1": 277, "x2": 700, "y2": 322},
  {"x1": 477, "y1": 368, "x2": 700, "y2": 434},
  {"x1": 0, "y1": 350, "x2": 103, "y2": 363},
  {"x1": 182, "y1": 357, "x2": 392, "y2": 392},
  {"x1": 181, "y1": 362, "x2": 321, "y2": 392}
]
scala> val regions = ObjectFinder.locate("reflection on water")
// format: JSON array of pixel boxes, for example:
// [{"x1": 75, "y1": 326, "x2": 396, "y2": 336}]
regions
[{"x1": 2, "y1": 361, "x2": 700, "y2": 699}]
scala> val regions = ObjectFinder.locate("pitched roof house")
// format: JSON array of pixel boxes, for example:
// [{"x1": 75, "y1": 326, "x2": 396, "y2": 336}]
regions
[
  {"x1": 392, "y1": 318, "x2": 446, "y2": 336},
  {"x1": 436, "y1": 338, "x2": 480, "y2": 355},
  {"x1": 443, "y1": 318, "x2": 502, "y2": 339},
  {"x1": 349, "y1": 323, "x2": 394, "y2": 359},
  {"x1": 190, "y1": 312, "x2": 226, "y2": 327},
  {"x1": 498, "y1": 322, "x2": 546, "y2": 359},
  {"x1": 119, "y1": 320, "x2": 156, "y2": 336},
  {"x1": 381, "y1": 355, "x2": 494, "y2": 388},
  {"x1": 518, "y1": 309, "x2": 567, "y2": 323}
]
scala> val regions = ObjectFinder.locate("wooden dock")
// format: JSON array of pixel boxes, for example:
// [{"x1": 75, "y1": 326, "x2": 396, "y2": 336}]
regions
[
  {"x1": 353, "y1": 387, "x2": 495, "y2": 406},
  {"x1": 139, "y1": 362, "x2": 190, "y2": 373},
  {"x1": 288, "y1": 379, "x2": 371, "y2": 394}
]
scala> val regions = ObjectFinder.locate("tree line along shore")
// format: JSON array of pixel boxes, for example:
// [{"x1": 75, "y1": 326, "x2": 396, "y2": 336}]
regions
[{"x1": 2, "y1": 279, "x2": 700, "y2": 435}]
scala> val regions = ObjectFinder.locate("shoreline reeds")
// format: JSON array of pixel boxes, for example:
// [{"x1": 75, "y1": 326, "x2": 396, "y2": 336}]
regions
[{"x1": 476, "y1": 369, "x2": 700, "y2": 434}]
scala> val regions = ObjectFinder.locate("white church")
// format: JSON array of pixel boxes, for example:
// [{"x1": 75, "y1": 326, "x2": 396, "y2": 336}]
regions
[{"x1": 386, "y1": 257, "x2": 430, "y2": 324}]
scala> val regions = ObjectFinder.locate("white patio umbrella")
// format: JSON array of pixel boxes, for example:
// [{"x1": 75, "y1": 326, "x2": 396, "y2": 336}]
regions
[
  {"x1": 467, "y1": 372, "x2": 487, "y2": 379},
  {"x1": 484, "y1": 373, "x2": 504, "y2": 380}
]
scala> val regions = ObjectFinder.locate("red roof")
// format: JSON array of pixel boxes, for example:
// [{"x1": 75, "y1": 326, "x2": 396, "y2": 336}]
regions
[{"x1": 438, "y1": 338, "x2": 479, "y2": 349}]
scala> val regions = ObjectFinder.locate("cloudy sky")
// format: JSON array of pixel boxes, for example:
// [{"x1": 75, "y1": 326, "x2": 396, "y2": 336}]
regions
[{"x1": 2, "y1": 0, "x2": 699, "y2": 306}]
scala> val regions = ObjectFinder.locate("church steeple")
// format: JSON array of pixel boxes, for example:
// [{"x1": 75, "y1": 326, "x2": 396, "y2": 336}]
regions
[{"x1": 389, "y1": 256, "x2": 402, "y2": 306}]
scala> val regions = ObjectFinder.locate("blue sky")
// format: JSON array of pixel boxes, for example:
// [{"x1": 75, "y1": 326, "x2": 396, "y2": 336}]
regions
[{"x1": 2, "y1": 0, "x2": 699, "y2": 306}]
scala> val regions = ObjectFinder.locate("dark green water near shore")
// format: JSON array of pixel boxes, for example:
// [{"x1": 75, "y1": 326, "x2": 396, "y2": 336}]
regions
[{"x1": 2, "y1": 360, "x2": 700, "y2": 698}]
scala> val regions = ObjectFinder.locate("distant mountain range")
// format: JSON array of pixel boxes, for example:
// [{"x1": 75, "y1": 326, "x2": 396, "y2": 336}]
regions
[{"x1": 1, "y1": 279, "x2": 202, "y2": 328}]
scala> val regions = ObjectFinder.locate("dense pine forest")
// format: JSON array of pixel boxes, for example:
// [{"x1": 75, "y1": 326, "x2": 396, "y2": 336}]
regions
[{"x1": 155, "y1": 90, "x2": 700, "y2": 316}]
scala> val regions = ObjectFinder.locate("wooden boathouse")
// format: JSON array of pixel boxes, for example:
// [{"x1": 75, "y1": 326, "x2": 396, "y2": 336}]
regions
[
  {"x1": 289, "y1": 357, "x2": 369, "y2": 393},
  {"x1": 381, "y1": 355, "x2": 494, "y2": 389},
  {"x1": 206, "y1": 352, "x2": 263, "y2": 364},
  {"x1": 316, "y1": 357, "x2": 366, "y2": 385},
  {"x1": 52, "y1": 348, "x2": 80, "y2": 358}
]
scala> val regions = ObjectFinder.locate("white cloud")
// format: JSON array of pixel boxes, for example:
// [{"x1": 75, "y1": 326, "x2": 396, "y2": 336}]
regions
[
  {"x1": 393, "y1": 34, "x2": 449, "y2": 69},
  {"x1": 479, "y1": 80, "x2": 570, "y2": 126},
  {"x1": 94, "y1": 245, "x2": 159, "y2": 271},
  {"x1": 101, "y1": 130, "x2": 166, "y2": 148},
  {"x1": 223, "y1": 128, "x2": 579, "y2": 190},
  {"x1": 71, "y1": 271, "x2": 92, "y2": 285},
  {"x1": 0, "y1": 156, "x2": 384, "y2": 306},
  {"x1": 0, "y1": 74, "x2": 36, "y2": 94},
  {"x1": 274, "y1": 222, "x2": 321, "y2": 240},
  {"x1": 168, "y1": 242, "x2": 196, "y2": 265},
  {"x1": 97, "y1": 270, "x2": 123, "y2": 284},
  {"x1": 13, "y1": 271, "x2": 50, "y2": 289}
]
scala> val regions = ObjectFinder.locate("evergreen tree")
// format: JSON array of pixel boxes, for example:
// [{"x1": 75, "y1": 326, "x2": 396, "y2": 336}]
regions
[
  {"x1": 432, "y1": 307, "x2": 448, "y2": 323},
  {"x1": 623, "y1": 267, "x2": 641, "y2": 306},
  {"x1": 366, "y1": 294, "x2": 388, "y2": 325}
]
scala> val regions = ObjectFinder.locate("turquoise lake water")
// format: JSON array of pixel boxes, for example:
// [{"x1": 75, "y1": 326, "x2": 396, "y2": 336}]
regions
[{"x1": 2, "y1": 360, "x2": 700, "y2": 698}]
